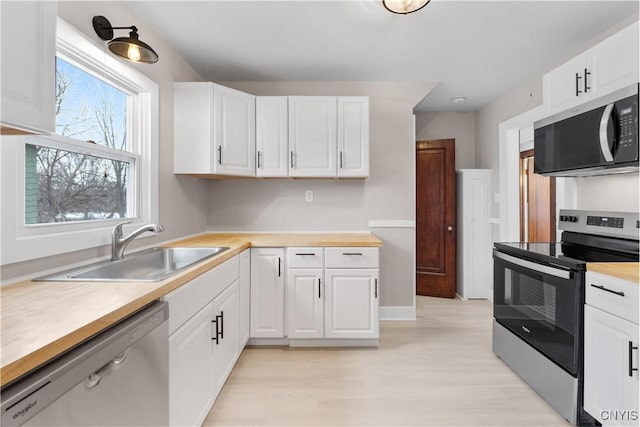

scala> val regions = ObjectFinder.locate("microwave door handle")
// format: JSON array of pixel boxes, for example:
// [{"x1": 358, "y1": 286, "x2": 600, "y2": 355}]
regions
[{"x1": 599, "y1": 103, "x2": 615, "y2": 162}]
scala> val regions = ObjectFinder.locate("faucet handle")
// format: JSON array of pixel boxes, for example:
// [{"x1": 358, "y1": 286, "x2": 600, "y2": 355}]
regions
[{"x1": 112, "y1": 220, "x2": 133, "y2": 238}]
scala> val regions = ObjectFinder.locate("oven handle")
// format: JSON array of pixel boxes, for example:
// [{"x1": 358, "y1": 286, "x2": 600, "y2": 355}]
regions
[{"x1": 494, "y1": 251, "x2": 572, "y2": 279}]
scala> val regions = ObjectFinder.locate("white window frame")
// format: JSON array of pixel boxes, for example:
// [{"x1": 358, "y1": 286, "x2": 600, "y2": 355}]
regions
[{"x1": 0, "y1": 18, "x2": 159, "y2": 264}]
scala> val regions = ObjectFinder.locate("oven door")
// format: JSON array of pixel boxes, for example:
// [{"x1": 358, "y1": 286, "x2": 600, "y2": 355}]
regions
[{"x1": 493, "y1": 249, "x2": 582, "y2": 376}]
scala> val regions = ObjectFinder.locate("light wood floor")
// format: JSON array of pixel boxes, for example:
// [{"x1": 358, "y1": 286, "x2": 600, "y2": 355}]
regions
[{"x1": 203, "y1": 296, "x2": 570, "y2": 426}]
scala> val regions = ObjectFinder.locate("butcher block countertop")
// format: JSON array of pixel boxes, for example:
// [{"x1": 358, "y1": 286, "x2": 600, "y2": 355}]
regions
[
  {"x1": 587, "y1": 262, "x2": 640, "y2": 284},
  {"x1": 1, "y1": 232, "x2": 382, "y2": 387}
]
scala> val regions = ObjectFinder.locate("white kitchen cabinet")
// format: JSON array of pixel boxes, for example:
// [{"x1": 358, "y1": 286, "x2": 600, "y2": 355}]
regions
[
  {"x1": 287, "y1": 269, "x2": 325, "y2": 338},
  {"x1": 238, "y1": 249, "x2": 250, "y2": 349},
  {"x1": 256, "y1": 97, "x2": 288, "y2": 177},
  {"x1": 456, "y1": 170, "x2": 492, "y2": 300},
  {"x1": 212, "y1": 280, "x2": 240, "y2": 396},
  {"x1": 324, "y1": 269, "x2": 379, "y2": 339},
  {"x1": 164, "y1": 255, "x2": 242, "y2": 426},
  {"x1": 174, "y1": 82, "x2": 255, "y2": 176},
  {"x1": 250, "y1": 248, "x2": 285, "y2": 338},
  {"x1": 168, "y1": 301, "x2": 215, "y2": 427},
  {"x1": 337, "y1": 97, "x2": 369, "y2": 178},
  {"x1": 544, "y1": 21, "x2": 639, "y2": 113},
  {"x1": 288, "y1": 96, "x2": 337, "y2": 177},
  {"x1": 584, "y1": 271, "x2": 639, "y2": 426},
  {"x1": 1, "y1": 1, "x2": 56, "y2": 134}
]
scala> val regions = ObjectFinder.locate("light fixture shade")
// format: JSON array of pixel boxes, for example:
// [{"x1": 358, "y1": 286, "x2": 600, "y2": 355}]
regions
[
  {"x1": 108, "y1": 32, "x2": 159, "y2": 64},
  {"x1": 383, "y1": 0, "x2": 431, "y2": 14}
]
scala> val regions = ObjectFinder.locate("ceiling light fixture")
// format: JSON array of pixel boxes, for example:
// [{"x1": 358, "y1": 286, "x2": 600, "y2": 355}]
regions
[
  {"x1": 92, "y1": 15, "x2": 159, "y2": 64},
  {"x1": 382, "y1": 0, "x2": 431, "y2": 15},
  {"x1": 451, "y1": 97, "x2": 466, "y2": 104}
]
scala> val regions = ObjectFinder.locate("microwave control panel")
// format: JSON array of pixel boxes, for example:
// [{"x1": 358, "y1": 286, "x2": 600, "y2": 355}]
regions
[{"x1": 614, "y1": 94, "x2": 638, "y2": 162}]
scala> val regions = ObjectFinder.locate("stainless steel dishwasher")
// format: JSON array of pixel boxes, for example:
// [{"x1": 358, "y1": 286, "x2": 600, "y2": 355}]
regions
[{"x1": 1, "y1": 301, "x2": 169, "y2": 427}]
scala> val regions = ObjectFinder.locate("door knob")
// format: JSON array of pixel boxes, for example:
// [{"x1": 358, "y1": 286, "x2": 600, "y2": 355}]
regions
[{"x1": 447, "y1": 226, "x2": 453, "y2": 232}]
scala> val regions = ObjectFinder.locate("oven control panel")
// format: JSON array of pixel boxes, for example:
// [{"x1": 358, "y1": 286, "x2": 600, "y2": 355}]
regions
[
  {"x1": 586, "y1": 216, "x2": 624, "y2": 228},
  {"x1": 559, "y1": 209, "x2": 639, "y2": 240}
]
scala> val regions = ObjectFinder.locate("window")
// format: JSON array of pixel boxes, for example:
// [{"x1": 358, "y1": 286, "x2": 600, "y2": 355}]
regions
[
  {"x1": 25, "y1": 58, "x2": 135, "y2": 224},
  {"x1": 1, "y1": 18, "x2": 159, "y2": 264}
]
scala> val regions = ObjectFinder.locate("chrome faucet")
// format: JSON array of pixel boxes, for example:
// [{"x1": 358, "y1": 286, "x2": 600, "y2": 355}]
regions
[{"x1": 111, "y1": 221, "x2": 165, "y2": 261}]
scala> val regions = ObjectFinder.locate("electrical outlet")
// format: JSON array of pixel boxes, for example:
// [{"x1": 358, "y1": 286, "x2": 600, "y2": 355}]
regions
[{"x1": 305, "y1": 190, "x2": 314, "y2": 202}]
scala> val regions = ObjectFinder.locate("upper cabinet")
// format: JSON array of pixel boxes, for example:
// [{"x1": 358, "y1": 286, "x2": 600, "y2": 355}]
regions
[
  {"x1": 256, "y1": 96, "x2": 289, "y2": 177},
  {"x1": 544, "y1": 21, "x2": 639, "y2": 114},
  {"x1": 288, "y1": 96, "x2": 338, "y2": 177},
  {"x1": 1, "y1": 1, "x2": 56, "y2": 134},
  {"x1": 174, "y1": 82, "x2": 255, "y2": 176},
  {"x1": 337, "y1": 97, "x2": 370, "y2": 178}
]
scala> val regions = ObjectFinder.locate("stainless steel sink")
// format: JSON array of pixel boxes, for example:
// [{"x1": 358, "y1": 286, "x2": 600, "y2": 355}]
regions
[{"x1": 34, "y1": 247, "x2": 230, "y2": 282}]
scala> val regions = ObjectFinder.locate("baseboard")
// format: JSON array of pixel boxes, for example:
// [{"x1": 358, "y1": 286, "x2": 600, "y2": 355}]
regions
[
  {"x1": 289, "y1": 339, "x2": 379, "y2": 347},
  {"x1": 379, "y1": 305, "x2": 416, "y2": 320}
]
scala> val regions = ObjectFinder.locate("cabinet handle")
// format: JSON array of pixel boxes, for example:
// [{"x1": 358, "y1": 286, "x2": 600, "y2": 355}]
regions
[
  {"x1": 295, "y1": 253, "x2": 316, "y2": 256},
  {"x1": 590, "y1": 284, "x2": 625, "y2": 297},
  {"x1": 629, "y1": 341, "x2": 638, "y2": 377},
  {"x1": 278, "y1": 257, "x2": 281, "y2": 277},
  {"x1": 217, "y1": 146, "x2": 222, "y2": 165},
  {"x1": 257, "y1": 150, "x2": 261, "y2": 169},
  {"x1": 290, "y1": 151, "x2": 294, "y2": 169},
  {"x1": 342, "y1": 252, "x2": 363, "y2": 256},
  {"x1": 219, "y1": 311, "x2": 224, "y2": 340},
  {"x1": 211, "y1": 318, "x2": 219, "y2": 344},
  {"x1": 375, "y1": 278, "x2": 378, "y2": 299},
  {"x1": 584, "y1": 68, "x2": 591, "y2": 93},
  {"x1": 339, "y1": 151, "x2": 343, "y2": 169},
  {"x1": 575, "y1": 72, "x2": 582, "y2": 96},
  {"x1": 318, "y1": 278, "x2": 321, "y2": 299}
]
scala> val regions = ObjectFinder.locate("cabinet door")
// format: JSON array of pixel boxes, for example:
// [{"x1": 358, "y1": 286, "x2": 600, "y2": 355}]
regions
[
  {"x1": 1, "y1": 1, "x2": 56, "y2": 134},
  {"x1": 213, "y1": 85, "x2": 256, "y2": 176},
  {"x1": 337, "y1": 97, "x2": 369, "y2": 178},
  {"x1": 588, "y1": 21, "x2": 639, "y2": 100},
  {"x1": 238, "y1": 249, "x2": 251, "y2": 349},
  {"x1": 288, "y1": 97, "x2": 337, "y2": 177},
  {"x1": 256, "y1": 97, "x2": 288, "y2": 177},
  {"x1": 212, "y1": 280, "x2": 240, "y2": 396},
  {"x1": 543, "y1": 53, "x2": 587, "y2": 113},
  {"x1": 584, "y1": 305, "x2": 639, "y2": 426},
  {"x1": 169, "y1": 301, "x2": 215, "y2": 427},
  {"x1": 324, "y1": 269, "x2": 379, "y2": 339},
  {"x1": 250, "y1": 248, "x2": 285, "y2": 338},
  {"x1": 287, "y1": 269, "x2": 324, "y2": 338}
]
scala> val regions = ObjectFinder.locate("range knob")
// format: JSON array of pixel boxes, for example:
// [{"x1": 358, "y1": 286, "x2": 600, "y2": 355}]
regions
[
  {"x1": 570, "y1": 216, "x2": 578, "y2": 222},
  {"x1": 560, "y1": 215, "x2": 567, "y2": 222}
]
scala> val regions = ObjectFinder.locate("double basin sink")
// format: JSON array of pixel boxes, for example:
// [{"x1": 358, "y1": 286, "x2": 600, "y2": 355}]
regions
[{"x1": 34, "y1": 247, "x2": 230, "y2": 282}]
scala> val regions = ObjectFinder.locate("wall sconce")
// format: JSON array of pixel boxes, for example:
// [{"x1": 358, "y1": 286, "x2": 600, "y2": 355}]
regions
[
  {"x1": 382, "y1": 0, "x2": 431, "y2": 14},
  {"x1": 92, "y1": 15, "x2": 159, "y2": 64}
]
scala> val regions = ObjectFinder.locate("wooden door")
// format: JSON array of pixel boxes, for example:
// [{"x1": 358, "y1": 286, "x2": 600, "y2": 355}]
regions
[
  {"x1": 416, "y1": 139, "x2": 456, "y2": 298},
  {"x1": 520, "y1": 151, "x2": 555, "y2": 242}
]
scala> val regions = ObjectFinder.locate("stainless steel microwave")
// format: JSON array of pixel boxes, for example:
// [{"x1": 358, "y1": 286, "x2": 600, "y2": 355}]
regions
[{"x1": 534, "y1": 84, "x2": 639, "y2": 176}]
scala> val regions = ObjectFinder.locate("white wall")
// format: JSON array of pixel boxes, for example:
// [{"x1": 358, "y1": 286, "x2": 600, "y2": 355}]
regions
[
  {"x1": 415, "y1": 111, "x2": 476, "y2": 170},
  {"x1": 1, "y1": 2, "x2": 208, "y2": 282},
  {"x1": 206, "y1": 81, "x2": 435, "y2": 308},
  {"x1": 576, "y1": 174, "x2": 640, "y2": 212}
]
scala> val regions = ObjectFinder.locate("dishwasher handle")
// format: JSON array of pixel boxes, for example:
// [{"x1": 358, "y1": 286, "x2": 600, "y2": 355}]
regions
[{"x1": 84, "y1": 349, "x2": 130, "y2": 389}]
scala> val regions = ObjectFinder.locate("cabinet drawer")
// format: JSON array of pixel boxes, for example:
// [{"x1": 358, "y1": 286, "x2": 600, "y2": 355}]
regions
[
  {"x1": 287, "y1": 247, "x2": 324, "y2": 268},
  {"x1": 325, "y1": 247, "x2": 379, "y2": 268},
  {"x1": 164, "y1": 255, "x2": 240, "y2": 335},
  {"x1": 586, "y1": 271, "x2": 639, "y2": 324}
]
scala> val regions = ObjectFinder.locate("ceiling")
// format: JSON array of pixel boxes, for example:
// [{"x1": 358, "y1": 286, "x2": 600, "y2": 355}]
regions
[{"x1": 128, "y1": 1, "x2": 638, "y2": 112}]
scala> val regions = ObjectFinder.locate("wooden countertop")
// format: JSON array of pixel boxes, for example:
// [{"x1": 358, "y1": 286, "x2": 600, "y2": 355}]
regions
[
  {"x1": 587, "y1": 262, "x2": 640, "y2": 284},
  {"x1": 1, "y1": 232, "x2": 381, "y2": 387}
]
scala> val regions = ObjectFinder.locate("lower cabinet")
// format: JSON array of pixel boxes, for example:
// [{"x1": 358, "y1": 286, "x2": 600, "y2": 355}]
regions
[
  {"x1": 324, "y1": 269, "x2": 379, "y2": 339},
  {"x1": 287, "y1": 268, "x2": 324, "y2": 338},
  {"x1": 164, "y1": 255, "x2": 243, "y2": 427},
  {"x1": 238, "y1": 249, "x2": 250, "y2": 349},
  {"x1": 584, "y1": 271, "x2": 639, "y2": 426},
  {"x1": 250, "y1": 248, "x2": 285, "y2": 338}
]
